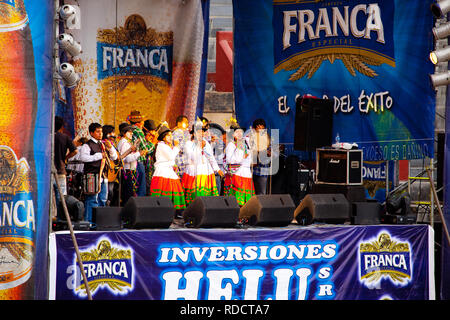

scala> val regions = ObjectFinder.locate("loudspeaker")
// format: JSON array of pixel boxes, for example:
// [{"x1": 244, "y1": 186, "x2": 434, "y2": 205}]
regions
[
  {"x1": 94, "y1": 207, "x2": 122, "y2": 231},
  {"x1": 316, "y1": 148, "x2": 363, "y2": 185},
  {"x1": 121, "y1": 196, "x2": 175, "y2": 229},
  {"x1": 294, "y1": 97, "x2": 334, "y2": 151},
  {"x1": 239, "y1": 194, "x2": 295, "y2": 227},
  {"x1": 311, "y1": 183, "x2": 366, "y2": 203},
  {"x1": 183, "y1": 196, "x2": 240, "y2": 228},
  {"x1": 352, "y1": 202, "x2": 381, "y2": 225},
  {"x1": 293, "y1": 193, "x2": 350, "y2": 224}
]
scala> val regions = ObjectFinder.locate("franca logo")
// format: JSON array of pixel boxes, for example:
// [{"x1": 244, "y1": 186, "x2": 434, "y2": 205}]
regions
[
  {"x1": 358, "y1": 232, "x2": 412, "y2": 287},
  {"x1": 273, "y1": 0, "x2": 395, "y2": 80},
  {"x1": 97, "y1": 14, "x2": 173, "y2": 91},
  {"x1": 74, "y1": 238, "x2": 134, "y2": 297}
]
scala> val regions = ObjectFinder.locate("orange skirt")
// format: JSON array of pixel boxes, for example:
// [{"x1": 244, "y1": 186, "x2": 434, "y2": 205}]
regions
[
  {"x1": 223, "y1": 174, "x2": 255, "y2": 206},
  {"x1": 150, "y1": 176, "x2": 186, "y2": 209},
  {"x1": 181, "y1": 173, "x2": 218, "y2": 205}
]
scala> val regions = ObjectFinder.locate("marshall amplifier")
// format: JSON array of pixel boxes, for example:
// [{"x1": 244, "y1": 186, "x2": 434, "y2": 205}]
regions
[{"x1": 315, "y1": 148, "x2": 363, "y2": 185}]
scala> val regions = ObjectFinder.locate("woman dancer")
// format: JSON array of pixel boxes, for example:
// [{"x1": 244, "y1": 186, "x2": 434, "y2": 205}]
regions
[
  {"x1": 150, "y1": 125, "x2": 186, "y2": 214},
  {"x1": 181, "y1": 120, "x2": 224, "y2": 205},
  {"x1": 224, "y1": 122, "x2": 255, "y2": 206}
]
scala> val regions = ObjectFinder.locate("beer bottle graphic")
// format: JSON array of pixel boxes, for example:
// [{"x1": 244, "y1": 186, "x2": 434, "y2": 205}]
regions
[{"x1": 0, "y1": 0, "x2": 37, "y2": 300}]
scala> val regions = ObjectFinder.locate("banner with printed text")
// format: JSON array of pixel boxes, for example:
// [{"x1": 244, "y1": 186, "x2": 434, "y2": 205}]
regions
[
  {"x1": 0, "y1": 0, "x2": 53, "y2": 299},
  {"x1": 56, "y1": 0, "x2": 209, "y2": 137},
  {"x1": 49, "y1": 225, "x2": 434, "y2": 300},
  {"x1": 233, "y1": 0, "x2": 435, "y2": 161}
]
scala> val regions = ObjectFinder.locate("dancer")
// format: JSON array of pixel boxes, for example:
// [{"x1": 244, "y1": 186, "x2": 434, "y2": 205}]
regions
[
  {"x1": 182, "y1": 120, "x2": 223, "y2": 205},
  {"x1": 150, "y1": 125, "x2": 186, "y2": 215},
  {"x1": 224, "y1": 121, "x2": 255, "y2": 206}
]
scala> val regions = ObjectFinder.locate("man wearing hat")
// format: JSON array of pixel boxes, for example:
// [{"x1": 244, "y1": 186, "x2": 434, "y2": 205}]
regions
[
  {"x1": 142, "y1": 119, "x2": 158, "y2": 192},
  {"x1": 117, "y1": 124, "x2": 144, "y2": 206},
  {"x1": 127, "y1": 110, "x2": 154, "y2": 196}
]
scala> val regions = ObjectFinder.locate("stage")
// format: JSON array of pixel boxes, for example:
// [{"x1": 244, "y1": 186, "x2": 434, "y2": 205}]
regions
[{"x1": 48, "y1": 221, "x2": 435, "y2": 300}]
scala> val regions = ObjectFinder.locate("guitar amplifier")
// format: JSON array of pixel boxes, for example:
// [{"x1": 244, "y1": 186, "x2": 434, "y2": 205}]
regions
[{"x1": 315, "y1": 148, "x2": 363, "y2": 185}]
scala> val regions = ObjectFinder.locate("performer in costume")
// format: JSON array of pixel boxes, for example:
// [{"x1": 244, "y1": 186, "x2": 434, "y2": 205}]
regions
[
  {"x1": 80, "y1": 122, "x2": 118, "y2": 224},
  {"x1": 150, "y1": 125, "x2": 186, "y2": 215},
  {"x1": 181, "y1": 120, "x2": 224, "y2": 205},
  {"x1": 143, "y1": 119, "x2": 158, "y2": 194},
  {"x1": 117, "y1": 124, "x2": 144, "y2": 206},
  {"x1": 172, "y1": 115, "x2": 190, "y2": 179},
  {"x1": 127, "y1": 110, "x2": 152, "y2": 196},
  {"x1": 224, "y1": 121, "x2": 255, "y2": 206}
]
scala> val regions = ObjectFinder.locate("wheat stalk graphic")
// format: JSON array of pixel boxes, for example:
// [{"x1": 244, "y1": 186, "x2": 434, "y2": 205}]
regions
[{"x1": 283, "y1": 53, "x2": 382, "y2": 81}]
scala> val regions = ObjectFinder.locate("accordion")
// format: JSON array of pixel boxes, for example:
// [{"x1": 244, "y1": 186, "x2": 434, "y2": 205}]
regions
[{"x1": 82, "y1": 173, "x2": 101, "y2": 195}]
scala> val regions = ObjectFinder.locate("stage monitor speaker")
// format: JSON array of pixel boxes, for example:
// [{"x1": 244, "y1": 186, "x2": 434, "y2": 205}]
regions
[
  {"x1": 293, "y1": 193, "x2": 350, "y2": 225},
  {"x1": 121, "y1": 196, "x2": 175, "y2": 229},
  {"x1": 93, "y1": 207, "x2": 122, "y2": 231},
  {"x1": 183, "y1": 196, "x2": 240, "y2": 228},
  {"x1": 294, "y1": 97, "x2": 334, "y2": 151},
  {"x1": 316, "y1": 148, "x2": 363, "y2": 185},
  {"x1": 352, "y1": 202, "x2": 381, "y2": 225},
  {"x1": 239, "y1": 194, "x2": 295, "y2": 227}
]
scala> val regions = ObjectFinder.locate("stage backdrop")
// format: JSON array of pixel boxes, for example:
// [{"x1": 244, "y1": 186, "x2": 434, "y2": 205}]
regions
[
  {"x1": 49, "y1": 225, "x2": 434, "y2": 300},
  {"x1": 233, "y1": 0, "x2": 435, "y2": 161},
  {"x1": 0, "y1": 0, "x2": 52, "y2": 299},
  {"x1": 57, "y1": 0, "x2": 209, "y2": 137}
]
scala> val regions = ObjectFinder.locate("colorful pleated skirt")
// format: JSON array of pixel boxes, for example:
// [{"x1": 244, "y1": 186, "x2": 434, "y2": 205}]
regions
[
  {"x1": 150, "y1": 176, "x2": 186, "y2": 210},
  {"x1": 181, "y1": 173, "x2": 219, "y2": 205},
  {"x1": 223, "y1": 174, "x2": 255, "y2": 206}
]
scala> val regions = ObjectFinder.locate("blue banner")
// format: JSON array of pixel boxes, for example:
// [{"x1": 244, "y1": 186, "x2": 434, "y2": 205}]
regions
[
  {"x1": 233, "y1": 0, "x2": 435, "y2": 161},
  {"x1": 27, "y1": 0, "x2": 53, "y2": 299},
  {"x1": 49, "y1": 225, "x2": 434, "y2": 300}
]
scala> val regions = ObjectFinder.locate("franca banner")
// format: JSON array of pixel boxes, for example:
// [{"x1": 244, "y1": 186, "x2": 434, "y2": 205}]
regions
[
  {"x1": 233, "y1": 0, "x2": 435, "y2": 161},
  {"x1": 49, "y1": 225, "x2": 434, "y2": 300},
  {"x1": 0, "y1": 0, "x2": 52, "y2": 299},
  {"x1": 59, "y1": 0, "x2": 208, "y2": 136}
]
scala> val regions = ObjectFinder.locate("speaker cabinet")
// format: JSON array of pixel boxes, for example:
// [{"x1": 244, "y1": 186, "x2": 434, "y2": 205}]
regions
[
  {"x1": 94, "y1": 207, "x2": 122, "y2": 231},
  {"x1": 183, "y1": 196, "x2": 240, "y2": 228},
  {"x1": 294, "y1": 193, "x2": 350, "y2": 224},
  {"x1": 312, "y1": 183, "x2": 366, "y2": 203},
  {"x1": 239, "y1": 194, "x2": 295, "y2": 227},
  {"x1": 316, "y1": 148, "x2": 363, "y2": 185},
  {"x1": 352, "y1": 201, "x2": 381, "y2": 225},
  {"x1": 121, "y1": 196, "x2": 175, "y2": 229},
  {"x1": 294, "y1": 97, "x2": 334, "y2": 151}
]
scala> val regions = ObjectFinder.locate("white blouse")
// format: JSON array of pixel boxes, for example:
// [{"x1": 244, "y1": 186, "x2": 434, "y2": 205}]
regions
[
  {"x1": 117, "y1": 138, "x2": 140, "y2": 170},
  {"x1": 183, "y1": 139, "x2": 220, "y2": 176},
  {"x1": 153, "y1": 141, "x2": 180, "y2": 180},
  {"x1": 225, "y1": 139, "x2": 253, "y2": 178}
]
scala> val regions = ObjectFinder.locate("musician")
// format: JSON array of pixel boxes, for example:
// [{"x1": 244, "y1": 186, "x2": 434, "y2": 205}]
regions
[
  {"x1": 117, "y1": 124, "x2": 144, "y2": 206},
  {"x1": 172, "y1": 115, "x2": 190, "y2": 179},
  {"x1": 102, "y1": 124, "x2": 120, "y2": 206},
  {"x1": 143, "y1": 119, "x2": 158, "y2": 194},
  {"x1": 127, "y1": 110, "x2": 152, "y2": 196},
  {"x1": 80, "y1": 122, "x2": 118, "y2": 224},
  {"x1": 248, "y1": 118, "x2": 278, "y2": 195}
]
